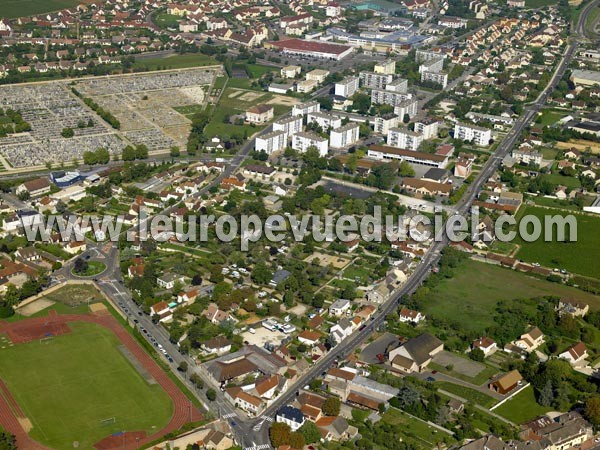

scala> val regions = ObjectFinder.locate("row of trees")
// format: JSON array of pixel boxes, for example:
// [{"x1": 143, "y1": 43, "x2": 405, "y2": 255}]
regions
[{"x1": 71, "y1": 88, "x2": 121, "y2": 129}]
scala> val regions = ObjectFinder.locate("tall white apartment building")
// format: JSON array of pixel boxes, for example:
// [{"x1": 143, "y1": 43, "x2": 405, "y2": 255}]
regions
[
  {"x1": 394, "y1": 99, "x2": 418, "y2": 120},
  {"x1": 359, "y1": 71, "x2": 393, "y2": 89},
  {"x1": 387, "y1": 127, "x2": 424, "y2": 151},
  {"x1": 307, "y1": 111, "x2": 342, "y2": 130},
  {"x1": 255, "y1": 130, "x2": 287, "y2": 154},
  {"x1": 414, "y1": 118, "x2": 439, "y2": 139},
  {"x1": 421, "y1": 71, "x2": 448, "y2": 88},
  {"x1": 419, "y1": 57, "x2": 444, "y2": 74},
  {"x1": 273, "y1": 115, "x2": 303, "y2": 137},
  {"x1": 371, "y1": 89, "x2": 412, "y2": 106},
  {"x1": 454, "y1": 122, "x2": 492, "y2": 146},
  {"x1": 385, "y1": 78, "x2": 408, "y2": 94},
  {"x1": 292, "y1": 100, "x2": 320, "y2": 117},
  {"x1": 374, "y1": 114, "x2": 400, "y2": 135},
  {"x1": 334, "y1": 76, "x2": 359, "y2": 98},
  {"x1": 330, "y1": 123, "x2": 360, "y2": 148},
  {"x1": 374, "y1": 59, "x2": 396, "y2": 75},
  {"x1": 292, "y1": 131, "x2": 329, "y2": 156}
]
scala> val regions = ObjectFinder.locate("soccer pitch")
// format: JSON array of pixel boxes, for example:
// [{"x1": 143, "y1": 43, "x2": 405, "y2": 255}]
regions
[{"x1": 0, "y1": 321, "x2": 173, "y2": 450}]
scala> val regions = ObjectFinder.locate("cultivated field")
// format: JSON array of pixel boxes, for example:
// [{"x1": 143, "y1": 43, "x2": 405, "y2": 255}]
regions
[{"x1": 0, "y1": 321, "x2": 173, "y2": 449}]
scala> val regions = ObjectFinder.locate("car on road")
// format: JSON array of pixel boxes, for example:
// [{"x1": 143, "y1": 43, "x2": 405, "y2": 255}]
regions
[{"x1": 426, "y1": 376, "x2": 436, "y2": 382}]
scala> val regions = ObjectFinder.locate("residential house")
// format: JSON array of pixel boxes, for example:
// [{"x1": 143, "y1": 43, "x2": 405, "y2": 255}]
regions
[
  {"x1": 556, "y1": 298, "x2": 589, "y2": 317},
  {"x1": 246, "y1": 104, "x2": 274, "y2": 124},
  {"x1": 202, "y1": 337, "x2": 233, "y2": 355},
  {"x1": 329, "y1": 299, "x2": 351, "y2": 317},
  {"x1": 399, "y1": 307, "x2": 425, "y2": 324},
  {"x1": 488, "y1": 370, "x2": 523, "y2": 394},
  {"x1": 514, "y1": 326, "x2": 544, "y2": 352},
  {"x1": 559, "y1": 342, "x2": 588, "y2": 366},
  {"x1": 388, "y1": 333, "x2": 444, "y2": 373},
  {"x1": 150, "y1": 301, "x2": 172, "y2": 323},
  {"x1": 156, "y1": 273, "x2": 185, "y2": 289},
  {"x1": 202, "y1": 303, "x2": 231, "y2": 325},
  {"x1": 472, "y1": 337, "x2": 498, "y2": 356},
  {"x1": 276, "y1": 405, "x2": 305, "y2": 431}
]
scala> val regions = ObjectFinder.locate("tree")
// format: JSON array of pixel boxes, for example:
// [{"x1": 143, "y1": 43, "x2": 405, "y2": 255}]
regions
[
  {"x1": 299, "y1": 421, "x2": 321, "y2": 444},
  {"x1": 0, "y1": 427, "x2": 16, "y2": 450},
  {"x1": 269, "y1": 422, "x2": 291, "y2": 447},
  {"x1": 539, "y1": 380, "x2": 554, "y2": 407},
  {"x1": 469, "y1": 348, "x2": 485, "y2": 362},
  {"x1": 178, "y1": 361, "x2": 189, "y2": 373},
  {"x1": 61, "y1": 127, "x2": 74, "y2": 138},
  {"x1": 398, "y1": 161, "x2": 415, "y2": 177},
  {"x1": 251, "y1": 262, "x2": 272, "y2": 285},
  {"x1": 189, "y1": 373, "x2": 204, "y2": 390},
  {"x1": 206, "y1": 388, "x2": 216, "y2": 401},
  {"x1": 170, "y1": 146, "x2": 181, "y2": 157},
  {"x1": 585, "y1": 396, "x2": 600, "y2": 427},
  {"x1": 73, "y1": 257, "x2": 89, "y2": 274},
  {"x1": 288, "y1": 432, "x2": 305, "y2": 449},
  {"x1": 322, "y1": 396, "x2": 340, "y2": 416},
  {"x1": 403, "y1": 113, "x2": 410, "y2": 123}
]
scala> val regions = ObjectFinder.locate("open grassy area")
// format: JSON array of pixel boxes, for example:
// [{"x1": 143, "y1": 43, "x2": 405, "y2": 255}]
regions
[
  {"x1": 545, "y1": 173, "x2": 581, "y2": 189},
  {"x1": 536, "y1": 110, "x2": 565, "y2": 127},
  {"x1": 584, "y1": 3, "x2": 600, "y2": 37},
  {"x1": 436, "y1": 382, "x2": 497, "y2": 408},
  {"x1": 515, "y1": 206, "x2": 600, "y2": 279},
  {"x1": 0, "y1": 321, "x2": 173, "y2": 450},
  {"x1": 525, "y1": 0, "x2": 557, "y2": 7},
  {"x1": 133, "y1": 54, "x2": 218, "y2": 71},
  {"x1": 246, "y1": 64, "x2": 277, "y2": 78},
  {"x1": 420, "y1": 259, "x2": 600, "y2": 333},
  {"x1": 1, "y1": 0, "x2": 81, "y2": 18},
  {"x1": 71, "y1": 261, "x2": 107, "y2": 277},
  {"x1": 153, "y1": 12, "x2": 181, "y2": 29},
  {"x1": 382, "y1": 407, "x2": 456, "y2": 447},
  {"x1": 494, "y1": 386, "x2": 551, "y2": 424}
]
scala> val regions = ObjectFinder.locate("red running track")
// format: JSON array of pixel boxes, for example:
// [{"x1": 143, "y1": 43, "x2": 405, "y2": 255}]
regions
[{"x1": 0, "y1": 311, "x2": 203, "y2": 450}]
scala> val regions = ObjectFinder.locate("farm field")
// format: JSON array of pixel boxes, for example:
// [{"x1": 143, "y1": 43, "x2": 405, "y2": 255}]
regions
[
  {"x1": 419, "y1": 259, "x2": 600, "y2": 333},
  {"x1": 0, "y1": 321, "x2": 173, "y2": 450},
  {"x1": 514, "y1": 206, "x2": 600, "y2": 279},
  {"x1": 1, "y1": 0, "x2": 81, "y2": 18}
]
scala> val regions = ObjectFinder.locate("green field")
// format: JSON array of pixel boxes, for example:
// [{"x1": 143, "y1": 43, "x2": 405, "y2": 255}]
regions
[
  {"x1": 494, "y1": 386, "x2": 551, "y2": 423},
  {"x1": 515, "y1": 206, "x2": 600, "y2": 278},
  {"x1": 1, "y1": 0, "x2": 80, "y2": 18},
  {"x1": 525, "y1": 0, "x2": 557, "y2": 7},
  {"x1": 436, "y1": 382, "x2": 497, "y2": 408},
  {"x1": 382, "y1": 407, "x2": 456, "y2": 447},
  {"x1": 0, "y1": 322, "x2": 173, "y2": 449},
  {"x1": 246, "y1": 64, "x2": 277, "y2": 79},
  {"x1": 153, "y1": 12, "x2": 181, "y2": 29},
  {"x1": 536, "y1": 110, "x2": 565, "y2": 126},
  {"x1": 133, "y1": 54, "x2": 218, "y2": 71},
  {"x1": 545, "y1": 173, "x2": 581, "y2": 189},
  {"x1": 71, "y1": 261, "x2": 106, "y2": 277},
  {"x1": 420, "y1": 259, "x2": 600, "y2": 333}
]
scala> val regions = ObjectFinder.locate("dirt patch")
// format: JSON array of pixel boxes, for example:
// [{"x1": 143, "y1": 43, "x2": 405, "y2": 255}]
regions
[
  {"x1": 17, "y1": 418, "x2": 32, "y2": 433},
  {"x1": 18, "y1": 299, "x2": 55, "y2": 317},
  {"x1": 4, "y1": 320, "x2": 70, "y2": 344},
  {"x1": 304, "y1": 251, "x2": 351, "y2": 269},
  {"x1": 95, "y1": 431, "x2": 146, "y2": 450},
  {"x1": 556, "y1": 140, "x2": 600, "y2": 153},
  {"x1": 90, "y1": 303, "x2": 108, "y2": 314},
  {"x1": 267, "y1": 95, "x2": 300, "y2": 106},
  {"x1": 238, "y1": 91, "x2": 265, "y2": 102}
]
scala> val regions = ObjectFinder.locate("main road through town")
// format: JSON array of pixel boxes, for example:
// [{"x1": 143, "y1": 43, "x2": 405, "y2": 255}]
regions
[{"x1": 55, "y1": 3, "x2": 597, "y2": 447}]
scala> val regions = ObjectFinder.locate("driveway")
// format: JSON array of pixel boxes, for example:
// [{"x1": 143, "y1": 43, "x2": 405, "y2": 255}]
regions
[{"x1": 432, "y1": 350, "x2": 487, "y2": 378}]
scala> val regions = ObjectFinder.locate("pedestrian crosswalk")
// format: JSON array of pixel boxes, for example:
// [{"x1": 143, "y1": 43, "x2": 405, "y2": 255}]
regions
[
  {"x1": 222, "y1": 413, "x2": 237, "y2": 419},
  {"x1": 264, "y1": 416, "x2": 273, "y2": 422},
  {"x1": 244, "y1": 444, "x2": 270, "y2": 450},
  {"x1": 252, "y1": 421, "x2": 263, "y2": 432}
]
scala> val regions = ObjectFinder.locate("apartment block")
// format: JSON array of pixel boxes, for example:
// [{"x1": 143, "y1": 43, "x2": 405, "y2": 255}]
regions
[
  {"x1": 387, "y1": 127, "x2": 424, "y2": 151},
  {"x1": 255, "y1": 130, "x2": 287, "y2": 154},
  {"x1": 330, "y1": 123, "x2": 360, "y2": 148},
  {"x1": 454, "y1": 122, "x2": 492, "y2": 146}
]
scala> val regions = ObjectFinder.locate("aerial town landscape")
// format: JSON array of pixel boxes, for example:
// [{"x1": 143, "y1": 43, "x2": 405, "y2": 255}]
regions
[{"x1": 0, "y1": 0, "x2": 599, "y2": 448}]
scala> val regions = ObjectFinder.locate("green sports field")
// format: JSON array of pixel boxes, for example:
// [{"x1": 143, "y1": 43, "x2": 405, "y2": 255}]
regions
[
  {"x1": 0, "y1": 322, "x2": 173, "y2": 450},
  {"x1": 1, "y1": 0, "x2": 81, "y2": 18}
]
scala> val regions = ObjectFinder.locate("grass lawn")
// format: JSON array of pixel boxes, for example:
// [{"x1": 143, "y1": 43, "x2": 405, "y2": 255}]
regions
[
  {"x1": 0, "y1": 322, "x2": 173, "y2": 449},
  {"x1": 1, "y1": 0, "x2": 80, "y2": 18},
  {"x1": 436, "y1": 382, "x2": 497, "y2": 408},
  {"x1": 133, "y1": 54, "x2": 218, "y2": 71},
  {"x1": 584, "y1": 4, "x2": 600, "y2": 37},
  {"x1": 382, "y1": 407, "x2": 456, "y2": 447},
  {"x1": 420, "y1": 259, "x2": 600, "y2": 333},
  {"x1": 515, "y1": 206, "x2": 600, "y2": 279},
  {"x1": 153, "y1": 12, "x2": 180, "y2": 29},
  {"x1": 525, "y1": 0, "x2": 557, "y2": 6},
  {"x1": 173, "y1": 104, "x2": 205, "y2": 119},
  {"x1": 545, "y1": 173, "x2": 581, "y2": 189},
  {"x1": 246, "y1": 64, "x2": 277, "y2": 79},
  {"x1": 528, "y1": 195, "x2": 583, "y2": 211},
  {"x1": 536, "y1": 110, "x2": 565, "y2": 126},
  {"x1": 494, "y1": 386, "x2": 551, "y2": 424},
  {"x1": 71, "y1": 261, "x2": 107, "y2": 277}
]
